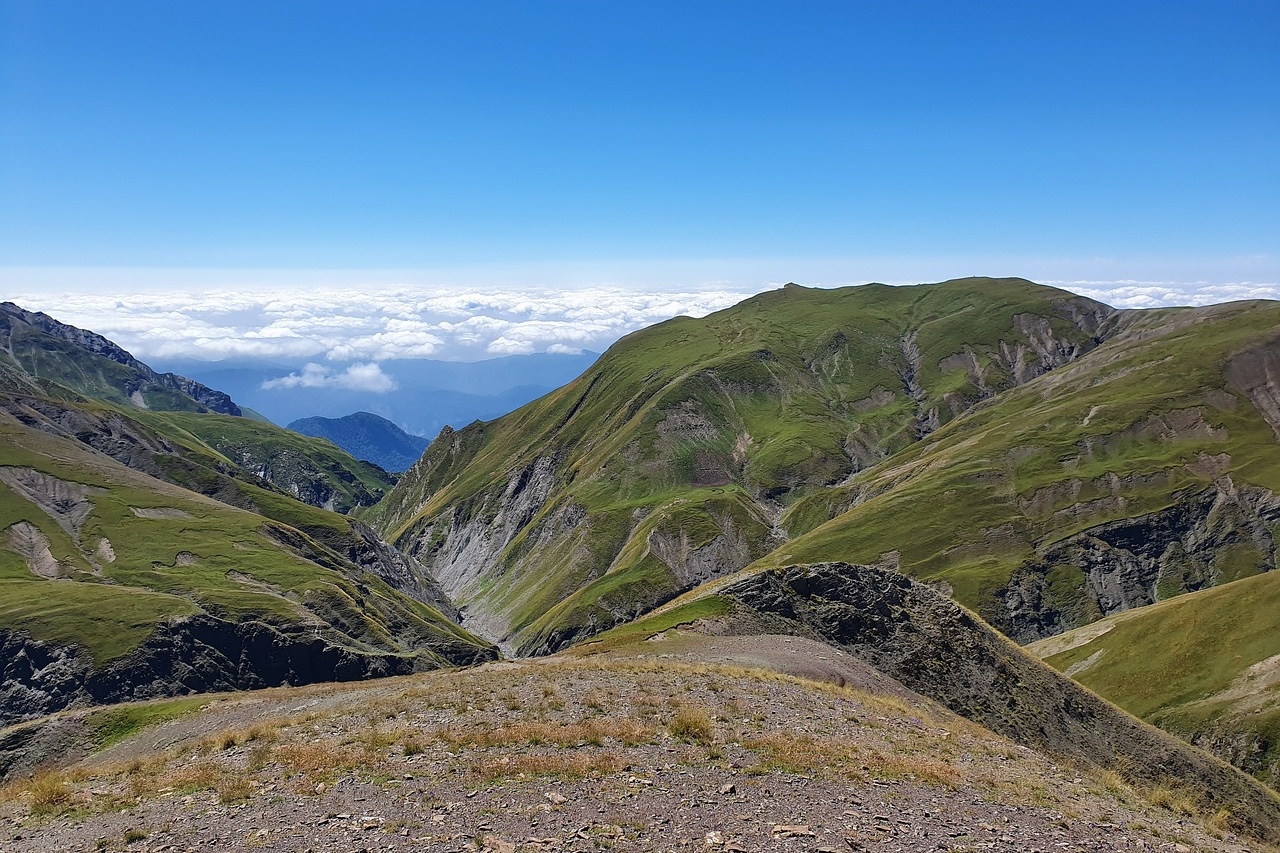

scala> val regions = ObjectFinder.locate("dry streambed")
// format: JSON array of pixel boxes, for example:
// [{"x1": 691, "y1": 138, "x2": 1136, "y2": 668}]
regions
[{"x1": 0, "y1": 641, "x2": 1262, "y2": 853}]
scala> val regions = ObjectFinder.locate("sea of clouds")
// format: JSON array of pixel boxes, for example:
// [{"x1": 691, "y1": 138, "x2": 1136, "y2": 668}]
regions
[
  {"x1": 6, "y1": 277, "x2": 1277, "y2": 395},
  {"x1": 4, "y1": 284, "x2": 763, "y2": 391}
]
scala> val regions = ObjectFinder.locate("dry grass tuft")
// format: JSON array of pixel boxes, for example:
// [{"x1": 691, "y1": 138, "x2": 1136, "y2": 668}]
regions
[
  {"x1": 216, "y1": 775, "x2": 253, "y2": 803},
  {"x1": 273, "y1": 741, "x2": 372, "y2": 778},
  {"x1": 26, "y1": 770, "x2": 75, "y2": 816},
  {"x1": 437, "y1": 718, "x2": 656, "y2": 750},
  {"x1": 469, "y1": 751, "x2": 628, "y2": 782},
  {"x1": 667, "y1": 707, "x2": 714, "y2": 745},
  {"x1": 166, "y1": 759, "x2": 224, "y2": 793},
  {"x1": 744, "y1": 733, "x2": 829, "y2": 775},
  {"x1": 742, "y1": 732, "x2": 962, "y2": 788},
  {"x1": 1144, "y1": 783, "x2": 1199, "y2": 817},
  {"x1": 863, "y1": 749, "x2": 963, "y2": 787}
]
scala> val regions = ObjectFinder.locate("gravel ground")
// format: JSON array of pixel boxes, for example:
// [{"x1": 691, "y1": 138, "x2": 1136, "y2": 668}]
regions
[{"x1": 0, "y1": 635, "x2": 1263, "y2": 853}]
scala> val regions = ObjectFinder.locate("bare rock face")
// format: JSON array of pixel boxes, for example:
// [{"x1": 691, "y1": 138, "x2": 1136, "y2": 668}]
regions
[
  {"x1": 1227, "y1": 336, "x2": 1280, "y2": 440},
  {"x1": 339, "y1": 519, "x2": 461, "y2": 621},
  {"x1": 996, "y1": 484, "x2": 1280, "y2": 642},
  {"x1": 0, "y1": 615, "x2": 497, "y2": 731},
  {"x1": 647, "y1": 523, "x2": 753, "y2": 590},
  {"x1": 400, "y1": 455, "x2": 563, "y2": 646},
  {"x1": 719, "y1": 561, "x2": 1280, "y2": 841}
]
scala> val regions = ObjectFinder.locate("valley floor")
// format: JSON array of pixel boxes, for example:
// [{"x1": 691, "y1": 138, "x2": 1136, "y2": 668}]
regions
[{"x1": 0, "y1": 636, "x2": 1260, "y2": 853}]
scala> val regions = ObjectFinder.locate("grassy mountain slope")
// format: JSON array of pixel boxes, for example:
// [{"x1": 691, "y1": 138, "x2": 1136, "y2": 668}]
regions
[
  {"x1": 368, "y1": 277, "x2": 1120, "y2": 652},
  {"x1": 0, "y1": 302, "x2": 395, "y2": 513},
  {"x1": 132, "y1": 409, "x2": 395, "y2": 513},
  {"x1": 0, "y1": 302, "x2": 238, "y2": 416},
  {"x1": 0, "y1": 304, "x2": 497, "y2": 722},
  {"x1": 1028, "y1": 570, "x2": 1280, "y2": 788},
  {"x1": 0, "y1": 406, "x2": 496, "y2": 726},
  {"x1": 762, "y1": 298, "x2": 1280, "y2": 637}
]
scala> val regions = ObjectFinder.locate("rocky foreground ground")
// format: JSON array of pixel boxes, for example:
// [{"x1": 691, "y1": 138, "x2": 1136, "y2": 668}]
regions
[{"x1": 0, "y1": 635, "x2": 1266, "y2": 852}]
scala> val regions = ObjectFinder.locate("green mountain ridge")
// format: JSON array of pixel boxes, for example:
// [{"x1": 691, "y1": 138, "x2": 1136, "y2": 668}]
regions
[
  {"x1": 372, "y1": 276, "x2": 1266, "y2": 655},
  {"x1": 367, "y1": 276, "x2": 1280, "y2": 783},
  {"x1": 0, "y1": 302, "x2": 240, "y2": 417},
  {"x1": 0, "y1": 306, "x2": 498, "y2": 725},
  {"x1": 0, "y1": 302, "x2": 396, "y2": 514}
]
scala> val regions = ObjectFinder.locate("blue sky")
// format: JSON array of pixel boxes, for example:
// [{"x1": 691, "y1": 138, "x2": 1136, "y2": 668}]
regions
[{"x1": 1, "y1": 1, "x2": 1277, "y2": 361}]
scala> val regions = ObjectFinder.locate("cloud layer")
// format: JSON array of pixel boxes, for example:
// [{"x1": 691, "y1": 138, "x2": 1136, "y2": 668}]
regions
[
  {"x1": 7, "y1": 278, "x2": 1278, "y2": 369},
  {"x1": 6, "y1": 285, "x2": 765, "y2": 365},
  {"x1": 261, "y1": 362, "x2": 397, "y2": 393}
]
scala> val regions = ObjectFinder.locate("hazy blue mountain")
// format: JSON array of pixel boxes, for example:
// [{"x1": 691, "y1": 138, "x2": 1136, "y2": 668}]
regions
[
  {"x1": 289, "y1": 411, "x2": 431, "y2": 473},
  {"x1": 156, "y1": 352, "x2": 600, "y2": 437}
]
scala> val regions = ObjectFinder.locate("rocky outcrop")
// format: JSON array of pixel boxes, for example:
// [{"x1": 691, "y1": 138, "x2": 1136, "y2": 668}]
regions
[
  {"x1": 1227, "y1": 336, "x2": 1280, "y2": 440},
  {"x1": 0, "y1": 615, "x2": 496, "y2": 729},
  {"x1": 341, "y1": 520, "x2": 460, "y2": 620},
  {"x1": 719, "y1": 562, "x2": 1280, "y2": 840},
  {"x1": 217, "y1": 440, "x2": 388, "y2": 511},
  {"x1": 897, "y1": 331, "x2": 937, "y2": 439},
  {"x1": 648, "y1": 525, "x2": 753, "y2": 590},
  {"x1": 997, "y1": 484, "x2": 1280, "y2": 642},
  {"x1": 159, "y1": 373, "x2": 240, "y2": 416}
]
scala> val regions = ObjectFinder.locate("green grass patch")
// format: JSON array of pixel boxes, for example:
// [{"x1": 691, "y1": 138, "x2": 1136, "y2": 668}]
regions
[
  {"x1": 1042, "y1": 571, "x2": 1280, "y2": 718},
  {"x1": 87, "y1": 695, "x2": 212, "y2": 748}
]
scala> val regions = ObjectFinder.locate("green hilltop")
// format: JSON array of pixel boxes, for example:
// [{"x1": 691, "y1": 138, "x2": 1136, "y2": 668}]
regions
[
  {"x1": 368, "y1": 277, "x2": 1280, "y2": 786},
  {"x1": 369, "y1": 276, "x2": 1137, "y2": 653}
]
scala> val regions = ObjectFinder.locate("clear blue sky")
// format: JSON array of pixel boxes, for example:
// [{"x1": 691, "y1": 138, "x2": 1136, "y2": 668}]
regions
[{"x1": 1, "y1": 1, "x2": 1276, "y2": 282}]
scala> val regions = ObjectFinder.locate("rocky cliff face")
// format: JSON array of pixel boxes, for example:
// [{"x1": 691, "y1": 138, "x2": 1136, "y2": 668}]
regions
[
  {"x1": 410, "y1": 455, "x2": 562, "y2": 604},
  {"x1": 717, "y1": 562, "x2": 1280, "y2": 840},
  {"x1": 0, "y1": 615, "x2": 495, "y2": 729},
  {"x1": 209, "y1": 439, "x2": 389, "y2": 512},
  {"x1": 996, "y1": 484, "x2": 1280, "y2": 642}
]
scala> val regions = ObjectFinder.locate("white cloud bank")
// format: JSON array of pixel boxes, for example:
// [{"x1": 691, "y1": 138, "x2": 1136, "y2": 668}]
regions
[
  {"x1": 1045, "y1": 280, "x2": 1280, "y2": 309},
  {"x1": 2, "y1": 284, "x2": 764, "y2": 365},
  {"x1": 261, "y1": 362, "x2": 397, "y2": 393},
  {"x1": 5, "y1": 275, "x2": 1278, "y2": 368}
]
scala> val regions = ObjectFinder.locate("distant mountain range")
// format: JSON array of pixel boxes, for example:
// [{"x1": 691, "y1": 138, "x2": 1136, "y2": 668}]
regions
[
  {"x1": 289, "y1": 412, "x2": 430, "y2": 473},
  {"x1": 156, "y1": 352, "x2": 600, "y2": 441}
]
